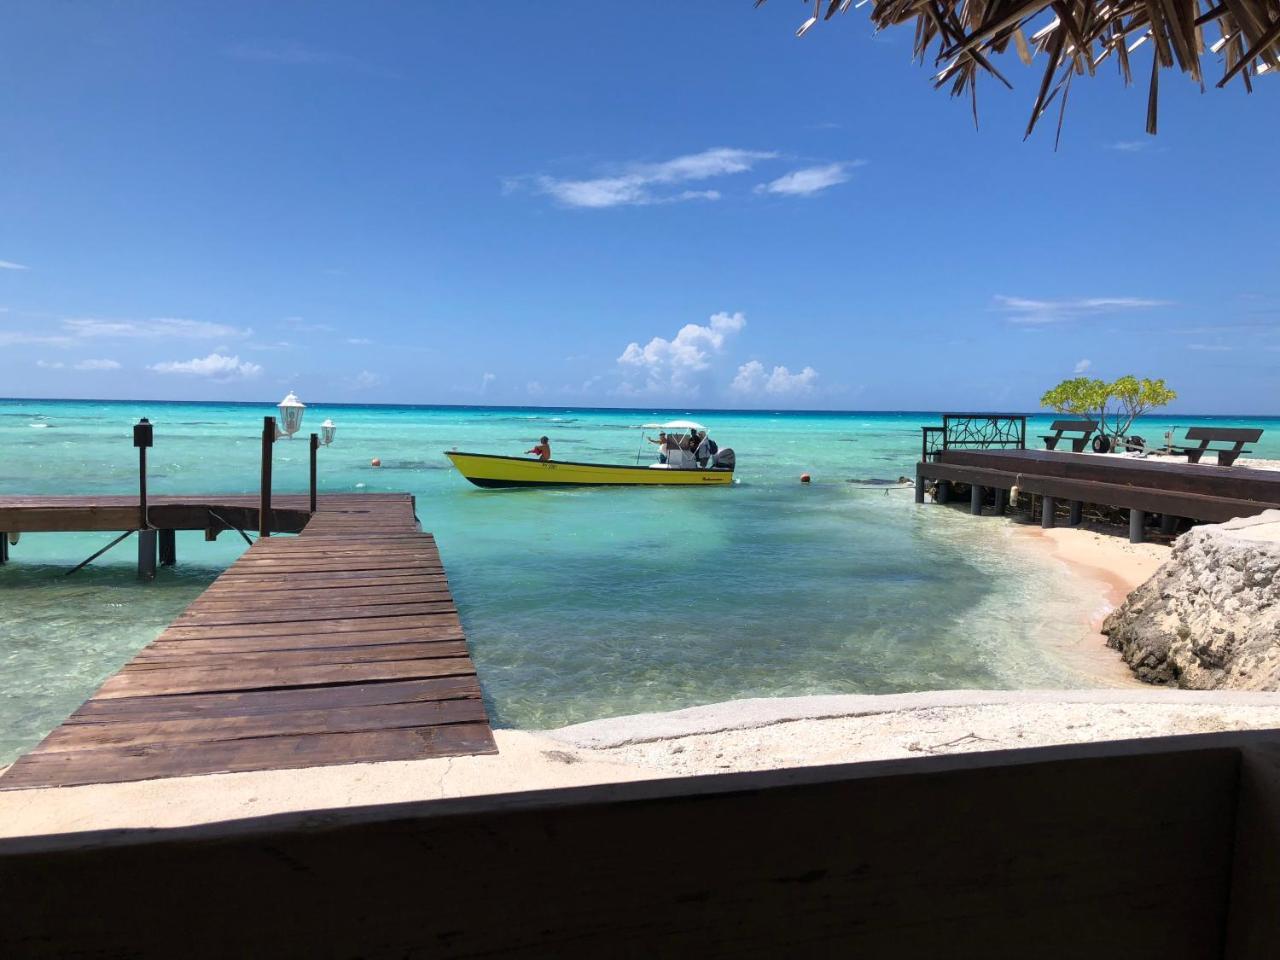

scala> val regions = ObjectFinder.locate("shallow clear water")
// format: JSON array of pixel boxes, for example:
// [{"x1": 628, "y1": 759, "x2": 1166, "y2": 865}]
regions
[{"x1": 3, "y1": 400, "x2": 1277, "y2": 763}]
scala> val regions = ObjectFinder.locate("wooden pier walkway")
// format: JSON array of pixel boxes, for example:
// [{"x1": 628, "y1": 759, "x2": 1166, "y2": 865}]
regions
[
  {"x1": 0, "y1": 494, "x2": 496, "y2": 789},
  {"x1": 917, "y1": 448, "x2": 1280, "y2": 540}
]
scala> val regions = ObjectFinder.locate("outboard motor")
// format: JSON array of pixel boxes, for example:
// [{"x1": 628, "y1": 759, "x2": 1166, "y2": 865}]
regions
[{"x1": 712, "y1": 447, "x2": 735, "y2": 470}]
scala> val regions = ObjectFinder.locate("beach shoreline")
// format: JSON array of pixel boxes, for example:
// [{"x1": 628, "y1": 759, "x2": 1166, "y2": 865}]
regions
[{"x1": 0, "y1": 520, "x2": 1211, "y2": 838}]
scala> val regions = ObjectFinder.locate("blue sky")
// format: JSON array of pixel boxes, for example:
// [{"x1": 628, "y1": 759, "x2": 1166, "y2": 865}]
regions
[{"x1": 2, "y1": 2, "x2": 1277, "y2": 413}]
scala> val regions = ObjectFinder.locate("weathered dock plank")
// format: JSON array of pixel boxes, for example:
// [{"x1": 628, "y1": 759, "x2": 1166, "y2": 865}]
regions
[{"x1": 0, "y1": 494, "x2": 495, "y2": 789}]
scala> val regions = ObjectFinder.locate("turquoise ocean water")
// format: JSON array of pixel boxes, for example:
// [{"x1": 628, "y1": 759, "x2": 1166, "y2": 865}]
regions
[{"x1": 3, "y1": 399, "x2": 1278, "y2": 764}]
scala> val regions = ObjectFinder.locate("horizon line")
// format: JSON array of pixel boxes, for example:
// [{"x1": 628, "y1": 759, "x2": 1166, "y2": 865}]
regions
[{"x1": 2, "y1": 396, "x2": 1278, "y2": 421}]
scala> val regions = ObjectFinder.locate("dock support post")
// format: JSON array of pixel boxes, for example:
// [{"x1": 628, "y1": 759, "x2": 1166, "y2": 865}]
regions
[
  {"x1": 159, "y1": 529, "x2": 176, "y2": 566},
  {"x1": 310, "y1": 432, "x2": 319, "y2": 514},
  {"x1": 1130, "y1": 509, "x2": 1146, "y2": 544},
  {"x1": 1041, "y1": 496, "x2": 1056, "y2": 529},
  {"x1": 993, "y1": 489, "x2": 1007, "y2": 515},
  {"x1": 970, "y1": 484, "x2": 984, "y2": 516},
  {"x1": 936, "y1": 480, "x2": 951, "y2": 504},
  {"x1": 0, "y1": 533, "x2": 7, "y2": 565},
  {"x1": 1160, "y1": 514, "x2": 1178, "y2": 535},
  {"x1": 137, "y1": 529, "x2": 157, "y2": 581},
  {"x1": 914, "y1": 470, "x2": 925, "y2": 504},
  {"x1": 1068, "y1": 501, "x2": 1083, "y2": 526},
  {"x1": 260, "y1": 415, "x2": 274, "y2": 539}
]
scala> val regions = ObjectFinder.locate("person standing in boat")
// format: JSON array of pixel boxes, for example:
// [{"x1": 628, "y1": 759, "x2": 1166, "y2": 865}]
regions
[
  {"x1": 526, "y1": 436, "x2": 551, "y2": 461},
  {"x1": 647, "y1": 431, "x2": 671, "y2": 464},
  {"x1": 693, "y1": 430, "x2": 712, "y2": 467}
]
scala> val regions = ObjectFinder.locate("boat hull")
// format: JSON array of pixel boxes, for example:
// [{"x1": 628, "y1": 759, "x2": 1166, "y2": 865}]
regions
[{"x1": 445, "y1": 452, "x2": 733, "y2": 488}]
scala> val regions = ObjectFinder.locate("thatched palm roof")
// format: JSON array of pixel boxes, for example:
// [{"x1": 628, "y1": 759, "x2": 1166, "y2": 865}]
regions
[{"x1": 760, "y1": 0, "x2": 1280, "y2": 140}]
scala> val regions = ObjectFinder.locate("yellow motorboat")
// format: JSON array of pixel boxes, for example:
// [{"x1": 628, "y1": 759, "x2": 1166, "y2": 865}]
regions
[{"x1": 445, "y1": 420, "x2": 735, "y2": 488}]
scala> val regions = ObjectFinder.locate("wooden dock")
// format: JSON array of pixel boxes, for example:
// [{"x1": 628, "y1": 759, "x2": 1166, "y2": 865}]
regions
[
  {"x1": 0, "y1": 494, "x2": 496, "y2": 789},
  {"x1": 917, "y1": 448, "x2": 1280, "y2": 540}
]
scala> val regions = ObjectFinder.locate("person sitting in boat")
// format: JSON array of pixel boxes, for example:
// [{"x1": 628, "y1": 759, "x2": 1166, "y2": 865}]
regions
[
  {"x1": 526, "y1": 436, "x2": 551, "y2": 461},
  {"x1": 647, "y1": 431, "x2": 671, "y2": 463}
]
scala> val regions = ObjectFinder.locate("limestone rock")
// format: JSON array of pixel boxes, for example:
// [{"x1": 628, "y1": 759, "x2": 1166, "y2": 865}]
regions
[{"x1": 1103, "y1": 511, "x2": 1280, "y2": 690}]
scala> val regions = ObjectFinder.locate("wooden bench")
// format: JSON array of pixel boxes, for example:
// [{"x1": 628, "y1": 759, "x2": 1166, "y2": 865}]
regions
[
  {"x1": 1041, "y1": 419, "x2": 1098, "y2": 453},
  {"x1": 1172, "y1": 427, "x2": 1264, "y2": 467}
]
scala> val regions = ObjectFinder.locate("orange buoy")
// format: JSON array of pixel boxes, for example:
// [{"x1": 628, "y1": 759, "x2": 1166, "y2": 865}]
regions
[
  {"x1": 371, "y1": 458, "x2": 382, "y2": 468},
  {"x1": 800, "y1": 473, "x2": 811, "y2": 483}
]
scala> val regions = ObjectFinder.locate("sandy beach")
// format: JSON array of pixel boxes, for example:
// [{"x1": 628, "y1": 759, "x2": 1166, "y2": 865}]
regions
[{"x1": 5, "y1": 520, "x2": 1280, "y2": 839}]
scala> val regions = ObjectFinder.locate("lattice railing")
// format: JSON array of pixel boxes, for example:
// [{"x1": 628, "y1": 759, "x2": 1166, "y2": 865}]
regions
[{"x1": 920, "y1": 414, "x2": 1027, "y2": 461}]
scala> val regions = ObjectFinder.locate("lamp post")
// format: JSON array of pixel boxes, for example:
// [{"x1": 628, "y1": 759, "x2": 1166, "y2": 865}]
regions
[
  {"x1": 310, "y1": 419, "x2": 338, "y2": 514},
  {"x1": 260, "y1": 393, "x2": 336, "y2": 531},
  {"x1": 133, "y1": 418, "x2": 156, "y2": 580}
]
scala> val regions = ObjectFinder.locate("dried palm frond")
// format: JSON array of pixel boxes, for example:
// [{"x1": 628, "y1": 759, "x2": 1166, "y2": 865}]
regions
[{"x1": 757, "y1": 0, "x2": 1280, "y2": 137}]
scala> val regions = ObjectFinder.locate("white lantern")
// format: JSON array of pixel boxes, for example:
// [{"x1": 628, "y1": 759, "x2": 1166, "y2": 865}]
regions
[
  {"x1": 277, "y1": 391, "x2": 305, "y2": 438},
  {"x1": 321, "y1": 418, "x2": 337, "y2": 446}
]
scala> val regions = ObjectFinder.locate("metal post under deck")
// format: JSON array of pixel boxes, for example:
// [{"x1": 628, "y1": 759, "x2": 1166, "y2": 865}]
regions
[
  {"x1": 137, "y1": 529, "x2": 157, "y2": 581},
  {"x1": 936, "y1": 481, "x2": 951, "y2": 504},
  {"x1": 1041, "y1": 496, "x2": 1056, "y2": 529},
  {"x1": 993, "y1": 489, "x2": 1007, "y2": 515},
  {"x1": 1068, "y1": 501, "x2": 1083, "y2": 526},
  {"x1": 914, "y1": 469, "x2": 925, "y2": 504},
  {"x1": 1130, "y1": 509, "x2": 1146, "y2": 544},
  {"x1": 970, "y1": 484, "x2": 984, "y2": 516},
  {"x1": 159, "y1": 529, "x2": 177, "y2": 566},
  {"x1": 1159, "y1": 514, "x2": 1178, "y2": 535},
  {"x1": 0, "y1": 533, "x2": 7, "y2": 565}
]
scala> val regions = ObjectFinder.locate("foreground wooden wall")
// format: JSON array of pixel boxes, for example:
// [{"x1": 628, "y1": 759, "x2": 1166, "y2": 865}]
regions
[{"x1": 3, "y1": 732, "x2": 1280, "y2": 958}]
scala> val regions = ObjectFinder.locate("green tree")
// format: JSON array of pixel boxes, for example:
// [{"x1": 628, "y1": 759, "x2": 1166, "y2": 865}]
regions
[
  {"x1": 1040, "y1": 376, "x2": 1177, "y2": 442},
  {"x1": 1108, "y1": 376, "x2": 1177, "y2": 438}
]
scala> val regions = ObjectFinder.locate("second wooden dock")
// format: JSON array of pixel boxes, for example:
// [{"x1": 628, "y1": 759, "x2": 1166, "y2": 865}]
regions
[{"x1": 0, "y1": 494, "x2": 496, "y2": 790}]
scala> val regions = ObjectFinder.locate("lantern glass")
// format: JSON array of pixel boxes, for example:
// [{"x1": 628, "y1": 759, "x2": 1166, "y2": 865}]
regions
[
  {"x1": 278, "y1": 392, "x2": 306, "y2": 438},
  {"x1": 321, "y1": 418, "x2": 337, "y2": 446}
]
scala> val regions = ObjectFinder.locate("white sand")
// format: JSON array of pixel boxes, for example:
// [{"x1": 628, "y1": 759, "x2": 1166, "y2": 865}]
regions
[{"x1": 5, "y1": 517, "x2": 1279, "y2": 839}]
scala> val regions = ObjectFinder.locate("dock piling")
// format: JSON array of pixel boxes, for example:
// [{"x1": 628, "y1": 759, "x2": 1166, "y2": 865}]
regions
[
  {"x1": 137, "y1": 529, "x2": 157, "y2": 581},
  {"x1": 993, "y1": 489, "x2": 1007, "y2": 515},
  {"x1": 970, "y1": 484, "x2": 984, "y2": 516},
  {"x1": 1041, "y1": 496, "x2": 1056, "y2": 529},
  {"x1": 159, "y1": 529, "x2": 176, "y2": 566},
  {"x1": 1130, "y1": 509, "x2": 1146, "y2": 544},
  {"x1": 310, "y1": 432, "x2": 319, "y2": 514},
  {"x1": 936, "y1": 480, "x2": 951, "y2": 504},
  {"x1": 0, "y1": 533, "x2": 7, "y2": 565},
  {"x1": 1160, "y1": 514, "x2": 1178, "y2": 535},
  {"x1": 1068, "y1": 500, "x2": 1083, "y2": 526},
  {"x1": 260, "y1": 415, "x2": 274, "y2": 539},
  {"x1": 914, "y1": 470, "x2": 925, "y2": 504}
]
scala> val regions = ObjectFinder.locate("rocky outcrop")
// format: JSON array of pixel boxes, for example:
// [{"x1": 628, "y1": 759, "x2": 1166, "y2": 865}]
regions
[{"x1": 1103, "y1": 511, "x2": 1280, "y2": 689}]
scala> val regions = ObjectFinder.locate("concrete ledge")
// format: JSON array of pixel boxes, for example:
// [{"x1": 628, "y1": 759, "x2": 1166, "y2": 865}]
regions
[{"x1": 548, "y1": 688, "x2": 1280, "y2": 749}]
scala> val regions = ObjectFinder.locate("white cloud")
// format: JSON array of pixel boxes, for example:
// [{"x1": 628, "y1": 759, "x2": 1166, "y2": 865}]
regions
[
  {"x1": 1188, "y1": 343, "x2": 1232, "y2": 352},
  {"x1": 35, "y1": 359, "x2": 64, "y2": 369},
  {"x1": 346, "y1": 337, "x2": 373, "y2": 345},
  {"x1": 1073, "y1": 358, "x2": 1092, "y2": 373},
  {"x1": 74, "y1": 358, "x2": 121, "y2": 371},
  {"x1": 994, "y1": 295, "x2": 1170, "y2": 325},
  {"x1": 754, "y1": 161, "x2": 861, "y2": 197},
  {"x1": 730, "y1": 360, "x2": 819, "y2": 396},
  {"x1": 65, "y1": 317, "x2": 249, "y2": 339},
  {"x1": 617, "y1": 311, "x2": 746, "y2": 396},
  {"x1": 0, "y1": 331, "x2": 75, "y2": 347},
  {"x1": 527, "y1": 381, "x2": 545, "y2": 398},
  {"x1": 348, "y1": 369, "x2": 385, "y2": 390},
  {"x1": 0, "y1": 259, "x2": 29, "y2": 271},
  {"x1": 528, "y1": 148, "x2": 776, "y2": 208},
  {"x1": 150, "y1": 353, "x2": 263, "y2": 380},
  {"x1": 480, "y1": 372, "x2": 496, "y2": 393},
  {"x1": 1107, "y1": 140, "x2": 1150, "y2": 152}
]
